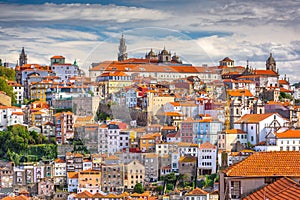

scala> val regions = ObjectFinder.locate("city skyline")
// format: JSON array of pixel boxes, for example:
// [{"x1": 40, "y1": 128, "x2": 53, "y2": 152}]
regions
[{"x1": 0, "y1": 0, "x2": 300, "y2": 82}]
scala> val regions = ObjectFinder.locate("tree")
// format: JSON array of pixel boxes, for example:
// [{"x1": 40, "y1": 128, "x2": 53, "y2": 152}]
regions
[
  {"x1": 0, "y1": 66, "x2": 15, "y2": 81},
  {"x1": 0, "y1": 77, "x2": 16, "y2": 104},
  {"x1": 133, "y1": 183, "x2": 144, "y2": 194},
  {"x1": 155, "y1": 185, "x2": 163, "y2": 194}
]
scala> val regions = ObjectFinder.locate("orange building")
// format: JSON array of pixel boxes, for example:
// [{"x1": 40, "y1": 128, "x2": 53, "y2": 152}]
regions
[{"x1": 77, "y1": 169, "x2": 101, "y2": 194}]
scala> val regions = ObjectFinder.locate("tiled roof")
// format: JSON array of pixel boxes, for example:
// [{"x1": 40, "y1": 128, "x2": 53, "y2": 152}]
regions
[
  {"x1": 51, "y1": 55, "x2": 65, "y2": 59},
  {"x1": 105, "y1": 155, "x2": 119, "y2": 160},
  {"x1": 223, "y1": 151, "x2": 300, "y2": 177},
  {"x1": 177, "y1": 142, "x2": 198, "y2": 147},
  {"x1": 225, "y1": 129, "x2": 246, "y2": 134},
  {"x1": 235, "y1": 113, "x2": 275, "y2": 124},
  {"x1": 67, "y1": 172, "x2": 78, "y2": 179},
  {"x1": 243, "y1": 177, "x2": 300, "y2": 200},
  {"x1": 276, "y1": 129, "x2": 300, "y2": 138},
  {"x1": 54, "y1": 158, "x2": 65, "y2": 163},
  {"x1": 228, "y1": 89, "x2": 253, "y2": 97},
  {"x1": 254, "y1": 69, "x2": 278, "y2": 76},
  {"x1": 186, "y1": 187, "x2": 208, "y2": 196},
  {"x1": 179, "y1": 156, "x2": 197, "y2": 163},
  {"x1": 199, "y1": 142, "x2": 216, "y2": 149},
  {"x1": 75, "y1": 190, "x2": 93, "y2": 198}
]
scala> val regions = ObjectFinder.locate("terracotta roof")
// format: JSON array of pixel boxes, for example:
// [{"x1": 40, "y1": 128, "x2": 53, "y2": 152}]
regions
[
  {"x1": 225, "y1": 129, "x2": 246, "y2": 134},
  {"x1": 179, "y1": 156, "x2": 197, "y2": 163},
  {"x1": 279, "y1": 79, "x2": 289, "y2": 85},
  {"x1": 276, "y1": 129, "x2": 300, "y2": 139},
  {"x1": 75, "y1": 190, "x2": 93, "y2": 198},
  {"x1": 235, "y1": 113, "x2": 275, "y2": 124},
  {"x1": 199, "y1": 142, "x2": 216, "y2": 149},
  {"x1": 68, "y1": 172, "x2": 79, "y2": 179},
  {"x1": 161, "y1": 126, "x2": 176, "y2": 130},
  {"x1": 186, "y1": 187, "x2": 208, "y2": 196},
  {"x1": 144, "y1": 153, "x2": 158, "y2": 159},
  {"x1": 105, "y1": 155, "x2": 119, "y2": 160},
  {"x1": 243, "y1": 177, "x2": 300, "y2": 200},
  {"x1": 54, "y1": 158, "x2": 65, "y2": 163},
  {"x1": 2, "y1": 195, "x2": 29, "y2": 200},
  {"x1": 164, "y1": 112, "x2": 184, "y2": 117},
  {"x1": 51, "y1": 55, "x2": 65, "y2": 59},
  {"x1": 254, "y1": 69, "x2": 278, "y2": 76},
  {"x1": 228, "y1": 89, "x2": 253, "y2": 97},
  {"x1": 177, "y1": 142, "x2": 198, "y2": 147},
  {"x1": 223, "y1": 151, "x2": 300, "y2": 177}
]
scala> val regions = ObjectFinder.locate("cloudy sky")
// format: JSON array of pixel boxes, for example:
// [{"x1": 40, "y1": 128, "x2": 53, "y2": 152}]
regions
[{"x1": 0, "y1": 0, "x2": 300, "y2": 82}]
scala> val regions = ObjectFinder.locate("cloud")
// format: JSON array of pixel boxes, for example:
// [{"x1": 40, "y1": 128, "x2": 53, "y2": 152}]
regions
[
  {"x1": 0, "y1": 3, "x2": 171, "y2": 23},
  {"x1": 0, "y1": 1, "x2": 300, "y2": 83}
]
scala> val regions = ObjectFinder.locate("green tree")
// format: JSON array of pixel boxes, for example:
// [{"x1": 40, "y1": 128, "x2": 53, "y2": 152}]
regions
[
  {"x1": 0, "y1": 66, "x2": 15, "y2": 81},
  {"x1": 0, "y1": 77, "x2": 16, "y2": 104},
  {"x1": 155, "y1": 185, "x2": 163, "y2": 194},
  {"x1": 133, "y1": 183, "x2": 144, "y2": 194}
]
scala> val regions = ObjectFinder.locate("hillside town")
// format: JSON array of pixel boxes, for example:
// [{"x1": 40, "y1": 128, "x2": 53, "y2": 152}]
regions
[{"x1": 0, "y1": 35, "x2": 300, "y2": 200}]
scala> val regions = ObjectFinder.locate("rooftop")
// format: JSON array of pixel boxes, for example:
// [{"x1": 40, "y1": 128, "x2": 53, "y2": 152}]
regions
[
  {"x1": 223, "y1": 151, "x2": 300, "y2": 177},
  {"x1": 243, "y1": 177, "x2": 300, "y2": 200}
]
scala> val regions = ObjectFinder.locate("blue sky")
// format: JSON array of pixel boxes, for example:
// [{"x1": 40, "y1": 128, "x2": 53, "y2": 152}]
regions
[{"x1": 1, "y1": 0, "x2": 300, "y2": 82}]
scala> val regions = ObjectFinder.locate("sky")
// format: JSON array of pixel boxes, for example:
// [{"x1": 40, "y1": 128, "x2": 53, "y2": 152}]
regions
[{"x1": 0, "y1": 0, "x2": 300, "y2": 82}]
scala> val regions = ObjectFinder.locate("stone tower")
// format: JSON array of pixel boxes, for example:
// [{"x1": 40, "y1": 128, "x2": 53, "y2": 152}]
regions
[
  {"x1": 266, "y1": 53, "x2": 276, "y2": 71},
  {"x1": 118, "y1": 34, "x2": 128, "y2": 61},
  {"x1": 19, "y1": 47, "x2": 27, "y2": 66}
]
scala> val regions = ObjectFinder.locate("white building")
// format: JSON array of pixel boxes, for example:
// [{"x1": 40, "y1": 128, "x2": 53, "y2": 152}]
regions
[
  {"x1": 67, "y1": 172, "x2": 79, "y2": 193},
  {"x1": 276, "y1": 129, "x2": 300, "y2": 151},
  {"x1": 178, "y1": 142, "x2": 198, "y2": 157},
  {"x1": 51, "y1": 62, "x2": 80, "y2": 83},
  {"x1": 0, "y1": 105, "x2": 24, "y2": 130},
  {"x1": 234, "y1": 113, "x2": 289, "y2": 146},
  {"x1": 198, "y1": 142, "x2": 217, "y2": 175},
  {"x1": 8, "y1": 81, "x2": 24, "y2": 105},
  {"x1": 53, "y1": 158, "x2": 67, "y2": 185}
]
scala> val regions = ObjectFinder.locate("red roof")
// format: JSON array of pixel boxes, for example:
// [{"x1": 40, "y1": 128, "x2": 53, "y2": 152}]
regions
[
  {"x1": 243, "y1": 177, "x2": 300, "y2": 200},
  {"x1": 51, "y1": 55, "x2": 65, "y2": 59}
]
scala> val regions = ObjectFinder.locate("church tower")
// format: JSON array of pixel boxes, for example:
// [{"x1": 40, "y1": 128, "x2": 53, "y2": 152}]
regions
[
  {"x1": 266, "y1": 53, "x2": 276, "y2": 71},
  {"x1": 19, "y1": 47, "x2": 27, "y2": 66},
  {"x1": 118, "y1": 34, "x2": 128, "y2": 61}
]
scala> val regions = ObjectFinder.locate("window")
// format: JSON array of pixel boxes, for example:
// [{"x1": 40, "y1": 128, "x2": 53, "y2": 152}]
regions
[
  {"x1": 251, "y1": 136, "x2": 254, "y2": 142},
  {"x1": 231, "y1": 181, "x2": 241, "y2": 199}
]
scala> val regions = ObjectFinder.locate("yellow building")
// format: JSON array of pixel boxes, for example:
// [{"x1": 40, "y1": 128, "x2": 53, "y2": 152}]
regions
[
  {"x1": 77, "y1": 169, "x2": 101, "y2": 194},
  {"x1": 147, "y1": 91, "x2": 175, "y2": 124},
  {"x1": 124, "y1": 160, "x2": 145, "y2": 190},
  {"x1": 96, "y1": 71, "x2": 132, "y2": 98},
  {"x1": 139, "y1": 133, "x2": 161, "y2": 152},
  {"x1": 30, "y1": 80, "x2": 53, "y2": 101}
]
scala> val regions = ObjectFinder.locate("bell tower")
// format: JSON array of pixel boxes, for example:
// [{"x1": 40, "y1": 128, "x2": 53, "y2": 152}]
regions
[
  {"x1": 118, "y1": 34, "x2": 128, "y2": 61},
  {"x1": 266, "y1": 53, "x2": 276, "y2": 71},
  {"x1": 19, "y1": 47, "x2": 27, "y2": 66}
]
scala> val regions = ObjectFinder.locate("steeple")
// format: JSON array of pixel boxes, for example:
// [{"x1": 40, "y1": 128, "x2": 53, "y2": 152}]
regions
[
  {"x1": 266, "y1": 53, "x2": 276, "y2": 71},
  {"x1": 19, "y1": 47, "x2": 27, "y2": 66},
  {"x1": 118, "y1": 34, "x2": 128, "y2": 61}
]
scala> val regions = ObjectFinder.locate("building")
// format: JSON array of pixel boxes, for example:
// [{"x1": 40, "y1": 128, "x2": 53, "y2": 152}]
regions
[
  {"x1": 37, "y1": 178, "x2": 54, "y2": 198},
  {"x1": 77, "y1": 169, "x2": 101, "y2": 194},
  {"x1": 0, "y1": 106, "x2": 24, "y2": 130},
  {"x1": 67, "y1": 172, "x2": 79, "y2": 193},
  {"x1": 178, "y1": 156, "x2": 197, "y2": 182},
  {"x1": 142, "y1": 153, "x2": 159, "y2": 182},
  {"x1": 53, "y1": 158, "x2": 67, "y2": 185},
  {"x1": 101, "y1": 162, "x2": 124, "y2": 193},
  {"x1": 53, "y1": 111, "x2": 74, "y2": 144},
  {"x1": 218, "y1": 129, "x2": 248, "y2": 151},
  {"x1": 242, "y1": 177, "x2": 300, "y2": 200},
  {"x1": 198, "y1": 142, "x2": 217, "y2": 175},
  {"x1": 275, "y1": 129, "x2": 300, "y2": 151},
  {"x1": 124, "y1": 160, "x2": 145, "y2": 190},
  {"x1": 184, "y1": 188, "x2": 209, "y2": 200},
  {"x1": 19, "y1": 47, "x2": 27, "y2": 67},
  {"x1": 234, "y1": 113, "x2": 288, "y2": 146},
  {"x1": 139, "y1": 133, "x2": 161, "y2": 153},
  {"x1": 7, "y1": 81, "x2": 24, "y2": 105},
  {"x1": 219, "y1": 151, "x2": 300, "y2": 200}
]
